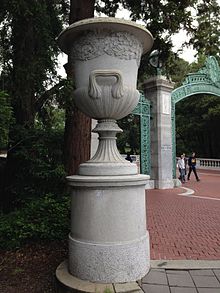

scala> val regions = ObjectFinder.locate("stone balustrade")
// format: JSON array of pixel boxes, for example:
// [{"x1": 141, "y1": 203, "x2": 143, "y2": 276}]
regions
[
  {"x1": 128, "y1": 156, "x2": 220, "y2": 172},
  {"x1": 197, "y1": 158, "x2": 220, "y2": 170}
]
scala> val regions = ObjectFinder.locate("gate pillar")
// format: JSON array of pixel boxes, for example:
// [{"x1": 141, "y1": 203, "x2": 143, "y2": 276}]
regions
[{"x1": 143, "y1": 76, "x2": 174, "y2": 189}]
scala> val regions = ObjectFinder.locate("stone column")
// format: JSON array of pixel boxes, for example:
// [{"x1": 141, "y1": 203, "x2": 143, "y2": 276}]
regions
[{"x1": 143, "y1": 76, "x2": 174, "y2": 189}]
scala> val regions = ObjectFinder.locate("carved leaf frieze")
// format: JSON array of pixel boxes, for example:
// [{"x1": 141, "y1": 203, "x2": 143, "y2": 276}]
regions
[{"x1": 71, "y1": 30, "x2": 143, "y2": 65}]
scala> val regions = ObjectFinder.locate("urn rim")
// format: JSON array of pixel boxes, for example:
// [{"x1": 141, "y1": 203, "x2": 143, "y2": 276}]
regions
[{"x1": 57, "y1": 17, "x2": 154, "y2": 55}]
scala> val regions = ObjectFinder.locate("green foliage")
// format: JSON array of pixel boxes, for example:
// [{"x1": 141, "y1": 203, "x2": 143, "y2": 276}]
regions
[
  {"x1": 117, "y1": 115, "x2": 140, "y2": 154},
  {"x1": 0, "y1": 0, "x2": 69, "y2": 126},
  {"x1": 176, "y1": 94, "x2": 220, "y2": 158},
  {"x1": 96, "y1": 0, "x2": 119, "y2": 17},
  {"x1": 0, "y1": 91, "x2": 12, "y2": 149},
  {"x1": 36, "y1": 106, "x2": 66, "y2": 130},
  {"x1": 96, "y1": 0, "x2": 198, "y2": 76},
  {"x1": 97, "y1": 0, "x2": 196, "y2": 36},
  {"x1": 1, "y1": 127, "x2": 66, "y2": 210},
  {"x1": 0, "y1": 194, "x2": 70, "y2": 249},
  {"x1": 167, "y1": 54, "x2": 190, "y2": 86},
  {"x1": 188, "y1": 0, "x2": 220, "y2": 58},
  {"x1": 173, "y1": 0, "x2": 220, "y2": 159}
]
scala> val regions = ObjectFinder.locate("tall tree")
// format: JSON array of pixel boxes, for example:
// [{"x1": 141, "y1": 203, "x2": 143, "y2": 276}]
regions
[
  {"x1": 0, "y1": 0, "x2": 69, "y2": 127},
  {"x1": 188, "y1": 0, "x2": 220, "y2": 58},
  {"x1": 0, "y1": 0, "x2": 69, "y2": 209},
  {"x1": 63, "y1": 0, "x2": 95, "y2": 175},
  {"x1": 97, "y1": 0, "x2": 197, "y2": 67}
]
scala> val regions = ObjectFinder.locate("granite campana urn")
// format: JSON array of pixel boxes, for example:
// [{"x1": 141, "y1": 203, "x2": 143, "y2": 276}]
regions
[{"x1": 56, "y1": 17, "x2": 154, "y2": 285}]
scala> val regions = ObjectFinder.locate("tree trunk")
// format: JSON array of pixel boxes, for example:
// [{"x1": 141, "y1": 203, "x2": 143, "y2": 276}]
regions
[
  {"x1": 64, "y1": 108, "x2": 91, "y2": 175},
  {"x1": 69, "y1": 0, "x2": 95, "y2": 23},
  {"x1": 64, "y1": 0, "x2": 95, "y2": 175},
  {"x1": 12, "y1": 17, "x2": 36, "y2": 127}
]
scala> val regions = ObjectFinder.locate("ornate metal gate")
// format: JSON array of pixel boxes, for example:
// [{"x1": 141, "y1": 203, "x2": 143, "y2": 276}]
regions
[
  {"x1": 171, "y1": 56, "x2": 220, "y2": 177},
  {"x1": 132, "y1": 93, "x2": 151, "y2": 175}
]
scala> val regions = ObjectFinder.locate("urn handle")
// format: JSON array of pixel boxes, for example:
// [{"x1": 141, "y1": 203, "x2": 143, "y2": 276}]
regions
[{"x1": 89, "y1": 69, "x2": 124, "y2": 99}]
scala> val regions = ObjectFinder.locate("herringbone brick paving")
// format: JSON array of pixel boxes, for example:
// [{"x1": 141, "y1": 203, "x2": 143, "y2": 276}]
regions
[{"x1": 146, "y1": 170, "x2": 220, "y2": 260}]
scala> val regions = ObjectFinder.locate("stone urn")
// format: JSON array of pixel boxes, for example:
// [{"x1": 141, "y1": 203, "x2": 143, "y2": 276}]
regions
[
  {"x1": 57, "y1": 17, "x2": 154, "y2": 285},
  {"x1": 58, "y1": 17, "x2": 153, "y2": 175}
]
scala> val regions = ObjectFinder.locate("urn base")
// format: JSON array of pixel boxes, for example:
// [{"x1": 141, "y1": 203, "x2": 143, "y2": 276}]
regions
[
  {"x1": 68, "y1": 233, "x2": 150, "y2": 283},
  {"x1": 67, "y1": 173, "x2": 150, "y2": 283}
]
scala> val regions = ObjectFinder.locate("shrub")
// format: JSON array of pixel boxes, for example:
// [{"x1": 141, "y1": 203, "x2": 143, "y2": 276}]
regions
[
  {"x1": 0, "y1": 194, "x2": 70, "y2": 249},
  {"x1": 1, "y1": 126, "x2": 66, "y2": 210}
]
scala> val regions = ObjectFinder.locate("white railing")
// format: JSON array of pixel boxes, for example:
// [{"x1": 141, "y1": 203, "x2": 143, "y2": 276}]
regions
[
  {"x1": 176, "y1": 157, "x2": 220, "y2": 170},
  {"x1": 197, "y1": 158, "x2": 220, "y2": 170}
]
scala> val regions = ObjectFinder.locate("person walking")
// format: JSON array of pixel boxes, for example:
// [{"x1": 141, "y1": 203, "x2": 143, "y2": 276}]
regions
[
  {"x1": 182, "y1": 153, "x2": 187, "y2": 177},
  {"x1": 177, "y1": 154, "x2": 186, "y2": 183},
  {"x1": 125, "y1": 153, "x2": 133, "y2": 163},
  {"x1": 187, "y1": 152, "x2": 200, "y2": 181}
]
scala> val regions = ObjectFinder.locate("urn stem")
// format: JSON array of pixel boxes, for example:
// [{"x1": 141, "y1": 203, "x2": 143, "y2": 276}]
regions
[{"x1": 89, "y1": 119, "x2": 124, "y2": 163}]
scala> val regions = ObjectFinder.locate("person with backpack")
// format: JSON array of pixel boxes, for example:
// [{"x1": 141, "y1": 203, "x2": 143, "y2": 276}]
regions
[{"x1": 187, "y1": 152, "x2": 200, "y2": 182}]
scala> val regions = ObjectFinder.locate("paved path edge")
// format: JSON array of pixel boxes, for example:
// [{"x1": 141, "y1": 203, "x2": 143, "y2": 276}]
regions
[{"x1": 151, "y1": 259, "x2": 220, "y2": 269}]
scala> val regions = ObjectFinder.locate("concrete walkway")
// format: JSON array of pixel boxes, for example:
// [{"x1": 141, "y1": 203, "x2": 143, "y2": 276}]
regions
[
  {"x1": 56, "y1": 261, "x2": 220, "y2": 293},
  {"x1": 141, "y1": 265, "x2": 220, "y2": 293},
  {"x1": 140, "y1": 169, "x2": 220, "y2": 292}
]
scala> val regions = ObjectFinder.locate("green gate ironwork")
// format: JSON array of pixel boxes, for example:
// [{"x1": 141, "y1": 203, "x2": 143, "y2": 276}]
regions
[
  {"x1": 171, "y1": 100, "x2": 176, "y2": 178},
  {"x1": 132, "y1": 93, "x2": 151, "y2": 175},
  {"x1": 171, "y1": 56, "x2": 220, "y2": 177}
]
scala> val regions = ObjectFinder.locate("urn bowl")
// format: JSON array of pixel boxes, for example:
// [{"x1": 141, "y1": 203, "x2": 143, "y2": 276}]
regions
[{"x1": 58, "y1": 17, "x2": 153, "y2": 120}]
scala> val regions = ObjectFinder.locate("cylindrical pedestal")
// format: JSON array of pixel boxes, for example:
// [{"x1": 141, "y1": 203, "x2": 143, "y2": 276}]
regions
[{"x1": 67, "y1": 174, "x2": 150, "y2": 283}]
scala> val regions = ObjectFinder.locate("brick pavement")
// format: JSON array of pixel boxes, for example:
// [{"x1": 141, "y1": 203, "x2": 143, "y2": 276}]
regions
[{"x1": 146, "y1": 170, "x2": 220, "y2": 260}]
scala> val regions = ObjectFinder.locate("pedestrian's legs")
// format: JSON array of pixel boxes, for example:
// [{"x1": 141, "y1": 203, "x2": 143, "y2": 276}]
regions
[
  {"x1": 180, "y1": 169, "x2": 185, "y2": 182},
  {"x1": 187, "y1": 167, "x2": 192, "y2": 180},
  {"x1": 192, "y1": 167, "x2": 200, "y2": 181},
  {"x1": 178, "y1": 168, "x2": 181, "y2": 179}
]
